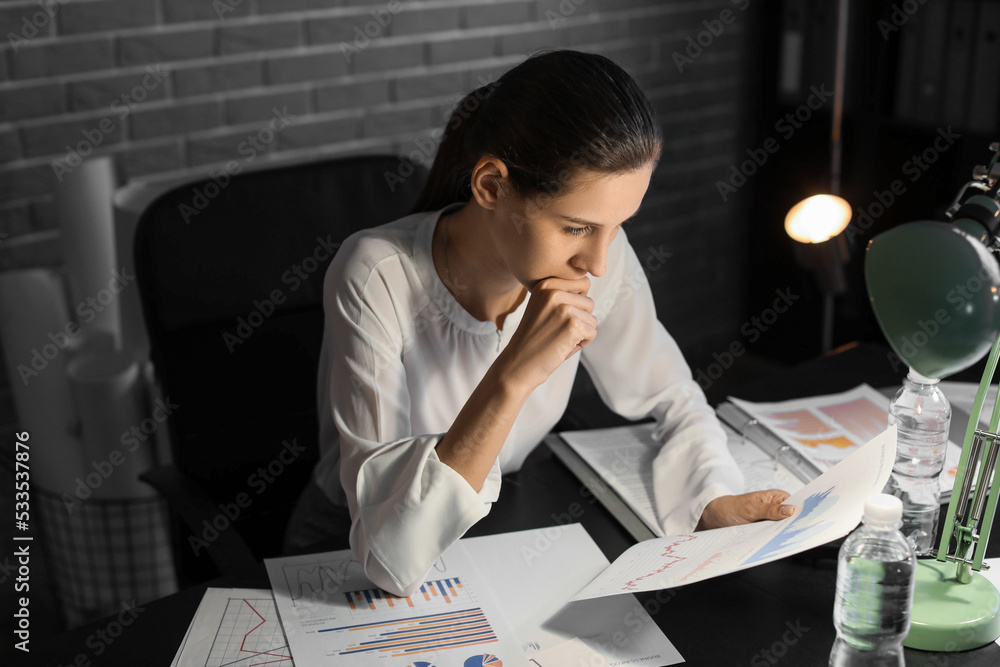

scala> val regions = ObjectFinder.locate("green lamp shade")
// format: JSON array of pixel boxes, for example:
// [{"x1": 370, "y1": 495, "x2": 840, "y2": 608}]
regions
[{"x1": 865, "y1": 220, "x2": 1000, "y2": 378}]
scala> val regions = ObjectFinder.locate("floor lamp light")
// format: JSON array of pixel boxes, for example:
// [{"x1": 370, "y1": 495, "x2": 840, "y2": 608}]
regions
[
  {"x1": 865, "y1": 141, "x2": 1000, "y2": 650},
  {"x1": 785, "y1": 0, "x2": 853, "y2": 353}
]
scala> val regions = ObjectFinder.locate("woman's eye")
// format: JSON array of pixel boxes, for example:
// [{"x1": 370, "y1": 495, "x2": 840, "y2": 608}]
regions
[{"x1": 566, "y1": 226, "x2": 591, "y2": 236}]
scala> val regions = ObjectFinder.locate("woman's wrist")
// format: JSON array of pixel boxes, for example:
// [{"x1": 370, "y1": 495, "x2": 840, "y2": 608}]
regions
[{"x1": 486, "y1": 354, "x2": 539, "y2": 401}]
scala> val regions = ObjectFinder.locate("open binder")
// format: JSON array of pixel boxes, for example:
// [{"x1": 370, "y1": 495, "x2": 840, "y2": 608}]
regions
[{"x1": 549, "y1": 384, "x2": 969, "y2": 543}]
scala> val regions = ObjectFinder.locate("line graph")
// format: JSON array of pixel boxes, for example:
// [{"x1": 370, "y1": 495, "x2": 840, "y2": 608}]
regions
[
  {"x1": 205, "y1": 596, "x2": 293, "y2": 666},
  {"x1": 281, "y1": 558, "x2": 358, "y2": 607},
  {"x1": 623, "y1": 534, "x2": 697, "y2": 591}
]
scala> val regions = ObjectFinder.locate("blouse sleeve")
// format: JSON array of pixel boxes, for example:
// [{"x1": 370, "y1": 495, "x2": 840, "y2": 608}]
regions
[
  {"x1": 323, "y1": 241, "x2": 497, "y2": 597},
  {"x1": 581, "y1": 233, "x2": 744, "y2": 536}
]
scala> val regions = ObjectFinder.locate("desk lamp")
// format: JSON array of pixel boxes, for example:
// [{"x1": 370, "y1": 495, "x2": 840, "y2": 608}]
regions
[{"x1": 865, "y1": 141, "x2": 1000, "y2": 651}]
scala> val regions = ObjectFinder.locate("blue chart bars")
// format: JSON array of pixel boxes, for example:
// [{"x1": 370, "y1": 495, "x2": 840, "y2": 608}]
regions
[
  {"x1": 325, "y1": 607, "x2": 499, "y2": 658},
  {"x1": 345, "y1": 577, "x2": 464, "y2": 611}
]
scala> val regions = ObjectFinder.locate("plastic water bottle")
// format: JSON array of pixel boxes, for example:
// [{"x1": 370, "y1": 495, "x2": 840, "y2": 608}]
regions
[
  {"x1": 884, "y1": 368, "x2": 951, "y2": 555},
  {"x1": 830, "y1": 494, "x2": 916, "y2": 666}
]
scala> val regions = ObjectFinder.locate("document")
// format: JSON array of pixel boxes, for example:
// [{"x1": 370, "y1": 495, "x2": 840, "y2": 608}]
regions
[
  {"x1": 169, "y1": 588, "x2": 293, "y2": 667},
  {"x1": 939, "y1": 380, "x2": 998, "y2": 428},
  {"x1": 552, "y1": 421, "x2": 804, "y2": 540},
  {"x1": 264, "y1": 524, "x2": 682, "y2": 667},
  {"x1": 265, "y1": 542, "x2": 524, "y2": 666},
  {"x1": 572, "y1": 425, "x2": 896, "y2": 600},
  {"x1": 724, "y1": 384, "x2": 963, "y2": 498}
]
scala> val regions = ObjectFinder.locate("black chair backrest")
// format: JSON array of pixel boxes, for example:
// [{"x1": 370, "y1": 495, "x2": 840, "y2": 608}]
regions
[{"x1": 134, "y1": 154, "x2": 426, "y2": 565}]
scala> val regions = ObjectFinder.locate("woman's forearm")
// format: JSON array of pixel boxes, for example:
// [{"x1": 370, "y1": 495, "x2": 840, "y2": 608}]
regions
[{"x1": 434, "y1": 359, "x2": 533, "y2": 492}]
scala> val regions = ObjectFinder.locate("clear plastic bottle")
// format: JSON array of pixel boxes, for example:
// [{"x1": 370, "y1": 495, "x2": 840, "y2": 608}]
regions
[
  {"x1": 884, "y1": 368, "x2": 951, "y2": 555},
  {"x1": 830, "y1": 494, "x2": 916, "y2": 666}
]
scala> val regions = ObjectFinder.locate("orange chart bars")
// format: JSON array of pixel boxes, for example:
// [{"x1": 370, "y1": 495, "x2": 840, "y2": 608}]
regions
[
  {"x1": 327, "y1": 607, "x2": 499, "y2": 658},
  {"x1": 345, "y1": 578, "x2": 464, "y2": 611}
]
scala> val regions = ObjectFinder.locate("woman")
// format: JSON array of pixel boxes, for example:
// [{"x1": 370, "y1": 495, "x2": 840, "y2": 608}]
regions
[{"x1": 285, "y1": 49, "x2": 793, "y2": 597}]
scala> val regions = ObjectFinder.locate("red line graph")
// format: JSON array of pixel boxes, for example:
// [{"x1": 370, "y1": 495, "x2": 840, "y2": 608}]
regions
[
  {"x1": 239, "y1": 600, "x2": 293, "y2": 666},
  {"x1": 623, "y1": 535, "x2": 697, "y2": 590}
]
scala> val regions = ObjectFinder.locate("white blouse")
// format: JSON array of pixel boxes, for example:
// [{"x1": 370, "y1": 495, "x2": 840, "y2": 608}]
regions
[{"x1": 313, "y1": 204, "x2": 743, "y2": 596}]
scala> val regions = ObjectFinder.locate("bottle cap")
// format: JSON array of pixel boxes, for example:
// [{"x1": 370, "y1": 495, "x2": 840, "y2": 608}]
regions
[{"x1": 863, "y1": 493, "x2": 903, "y2": 525}]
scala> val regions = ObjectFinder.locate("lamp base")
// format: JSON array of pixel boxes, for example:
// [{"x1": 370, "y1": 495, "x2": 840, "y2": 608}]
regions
[{"x1": 904, "y1": 558, "x2": 1000, "y2": 651}]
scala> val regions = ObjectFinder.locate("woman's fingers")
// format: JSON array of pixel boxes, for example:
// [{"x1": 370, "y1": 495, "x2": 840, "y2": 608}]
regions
[
  {"x1": 743, "y1": 489, "x2": 795, "y2": 522},
  {"x1": 531, "y1": 275, "x2": 591, "y2": 297},
  {"x1": 697, "y1": 490, "x2": 796, "y2": 530}
]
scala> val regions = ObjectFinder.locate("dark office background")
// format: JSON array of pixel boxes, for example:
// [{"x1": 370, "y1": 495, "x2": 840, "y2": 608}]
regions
[{"x1": 0, "y1": 0, "x2": 998, "y2": 640}]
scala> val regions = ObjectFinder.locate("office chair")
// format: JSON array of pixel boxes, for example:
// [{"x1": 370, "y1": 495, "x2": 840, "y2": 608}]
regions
[{"x1": 134, "y1": 154, "x2": 427, "y2": 585}]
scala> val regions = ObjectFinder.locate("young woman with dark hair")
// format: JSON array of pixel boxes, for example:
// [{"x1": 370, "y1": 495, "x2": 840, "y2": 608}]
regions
[{"x1": 284, "y1": 49, "x2": 793, "y2": 597}]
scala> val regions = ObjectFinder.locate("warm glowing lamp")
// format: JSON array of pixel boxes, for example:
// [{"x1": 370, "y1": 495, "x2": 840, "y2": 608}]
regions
[
  {"x1": 785, "y1": 194, "x2": 853, "y2": 352},
  {"x1": 784, "y1": 0, "x2": 853, "y2": 353},
  {"x1": 785, "y1": 194, "x2": 853, "y2": 243}
]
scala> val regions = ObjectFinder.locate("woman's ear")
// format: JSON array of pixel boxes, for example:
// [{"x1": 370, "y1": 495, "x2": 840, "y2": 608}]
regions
[{"x1": 469, "y1": 156, "x2": 509, "y2": 210}]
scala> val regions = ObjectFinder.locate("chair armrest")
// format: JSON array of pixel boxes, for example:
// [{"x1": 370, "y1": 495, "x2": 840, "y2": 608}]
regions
[{"x1": 140, "y1": 464, "x2": 260, "y2": 576}]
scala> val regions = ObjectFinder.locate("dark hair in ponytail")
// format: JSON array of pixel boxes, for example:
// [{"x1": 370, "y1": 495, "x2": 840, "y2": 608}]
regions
[{"x1": 410, "y1": 49, "x2": 662, "y2": 213}]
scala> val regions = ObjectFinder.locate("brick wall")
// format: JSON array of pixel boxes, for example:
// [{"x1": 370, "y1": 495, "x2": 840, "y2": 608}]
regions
[{"x1": 0, "y1": 0, "x2": 756, "y2": 431}]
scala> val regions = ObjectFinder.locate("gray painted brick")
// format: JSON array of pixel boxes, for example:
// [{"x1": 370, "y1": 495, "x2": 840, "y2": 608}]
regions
[
  {"x1": 118, "y1": 27, "x2": 214, "y2": 67},
  {"x1": 10, "y1": 36, "x2": 115, "y2": 79},
  {"x1": 0, "y1": 81, "x2": 64, "y2": 122},
  {"x1": 174, "y1": 60, "x2": 263, "y2": 97},
  {"x1": 130, "y1": 99, "x2": 224, "y2": 140}
]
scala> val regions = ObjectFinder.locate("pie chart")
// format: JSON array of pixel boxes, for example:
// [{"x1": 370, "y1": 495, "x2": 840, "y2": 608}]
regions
[{"x1": 463, "y1": 655, "x2": 502, "y2": 667}]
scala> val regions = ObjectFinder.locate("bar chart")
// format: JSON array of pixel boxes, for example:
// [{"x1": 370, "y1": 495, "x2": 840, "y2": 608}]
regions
[
  {"x1": 344, "y1": 577, "x2": 466, "y2": 614},
  {"x1": 327, "y1": 607, "x2": 499, "y2": 658}
]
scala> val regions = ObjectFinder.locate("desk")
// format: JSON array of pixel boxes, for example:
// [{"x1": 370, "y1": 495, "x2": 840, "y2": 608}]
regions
[{"x1": 10, "y1": 342, "x2": 1000, "y2": 666}]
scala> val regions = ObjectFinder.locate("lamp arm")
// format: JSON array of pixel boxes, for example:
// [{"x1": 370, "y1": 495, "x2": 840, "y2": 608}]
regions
[
  {"x1": 945, "y1": 181, "x2": 991, "y2": 218},
  {"x1": 937, "y1": 331, "x2": 1000, "y2": 582}
]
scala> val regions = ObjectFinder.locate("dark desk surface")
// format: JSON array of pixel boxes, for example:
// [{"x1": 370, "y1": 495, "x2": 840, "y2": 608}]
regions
[{"x1": 12, "y1": 342, "x2": 1000, "y2": 666}]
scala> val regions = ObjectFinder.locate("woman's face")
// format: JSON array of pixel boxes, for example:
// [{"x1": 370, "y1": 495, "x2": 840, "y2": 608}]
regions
[{"x1": 490, "y1": 163, "x2": 655, "y2": 290}]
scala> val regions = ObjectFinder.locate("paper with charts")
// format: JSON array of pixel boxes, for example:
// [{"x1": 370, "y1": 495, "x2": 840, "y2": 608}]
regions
[
  {"x1": 264, "y1": 544, "x2": 523, "y2": 666},
  {"x1": 572, "y1": 425, "x2": 897, "y2": 599},
  {"x1": 730, "y1": 384, "x2": 962, "y2": 496},
  {"x1": 168, "y1": 588, "x2": 293, "y2": 666},
  {"x1": 264, "y1": 525, "x2": 681, "y2": 667}
]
